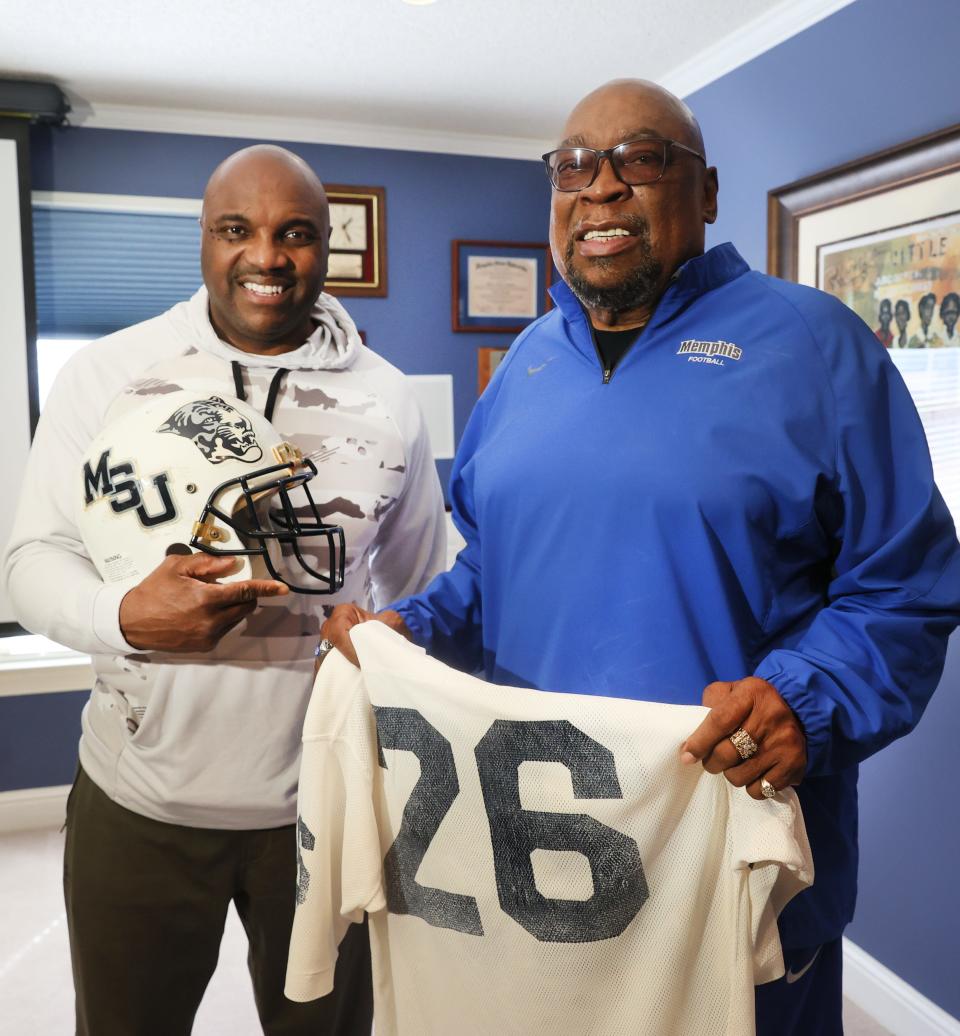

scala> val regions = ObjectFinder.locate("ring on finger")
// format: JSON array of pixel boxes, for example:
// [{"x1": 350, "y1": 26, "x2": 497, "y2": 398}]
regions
[
  {"x1": 760, "y1": 777, "x2": 777, "y2": 799},
  {"x1": 314, "y1": 638, "x2": 335, "y2": 664},
  {"x1": 729, "y1": 727, "x2": 759, "y2": 761}
]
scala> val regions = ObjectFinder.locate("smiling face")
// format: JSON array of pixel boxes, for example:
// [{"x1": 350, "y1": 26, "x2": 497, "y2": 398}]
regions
[
  {"x1": 548, "y1": 80, "x2": 718, "y2": 329},
  {"x1": 942, "y1": 295, "x2": 959, "y2": 334},
  {"x1": 919, "y1": 294, "x2": 935, "y2": 328},
  {"x1": 200, "y1": 146, "x2": 330, "y2": 354}
]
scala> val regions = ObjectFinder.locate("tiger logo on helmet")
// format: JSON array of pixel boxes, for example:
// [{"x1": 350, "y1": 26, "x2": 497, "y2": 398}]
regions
[{"x1": 157, "y1": 395, "x2": 263, "y2": 465}]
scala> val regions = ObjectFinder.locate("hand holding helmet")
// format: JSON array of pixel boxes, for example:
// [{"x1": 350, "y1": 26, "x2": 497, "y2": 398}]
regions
[
  {"x1": 79, "y1": 388, "x2": 346, "y2": 653},
  {"x1": 119, "y1": 552, "x2": 288, "y2": 652}
]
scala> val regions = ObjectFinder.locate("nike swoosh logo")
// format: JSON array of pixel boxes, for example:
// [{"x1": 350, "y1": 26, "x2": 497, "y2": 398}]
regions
[
  {"x1": 527, "y1": 358, "x2": 554, "y2": 376},
  {"x1": 785, "y1": 946, "x2": 821, "y2": 984}
]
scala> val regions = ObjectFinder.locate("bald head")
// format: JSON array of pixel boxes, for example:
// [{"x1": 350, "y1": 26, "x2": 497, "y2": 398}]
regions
[
  {"x1": 548, "y1": 78, "x2": 717, "y2": 330},
  {"x1": 199, "y1": 145, "x2": 331, "y2": 355},
  {"x1": 202, "y1": 144, "x2": 327, "y2": 218},
  {"x1": 560, "y1": 79, "x2": 705, "y2": 157}
]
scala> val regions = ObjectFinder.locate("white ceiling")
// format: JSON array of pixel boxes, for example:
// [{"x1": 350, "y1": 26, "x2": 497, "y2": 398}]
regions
[{"x1": 2, "y1": 0, "x2": 852, "y2": 158}]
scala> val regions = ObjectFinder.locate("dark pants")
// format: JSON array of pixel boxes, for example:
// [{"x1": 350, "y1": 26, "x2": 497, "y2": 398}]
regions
[
  {"x1": 755, "y1": 938, "x2": 844, "y2": 1036},
  {"x1": 64, "y1": 766, "x2": 372, "y2": 1036}
]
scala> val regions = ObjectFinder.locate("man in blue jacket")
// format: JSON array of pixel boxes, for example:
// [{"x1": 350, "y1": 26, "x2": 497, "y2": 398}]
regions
[{"x1": 321, "y1": 79, "x2": 960, "y2": 1034}]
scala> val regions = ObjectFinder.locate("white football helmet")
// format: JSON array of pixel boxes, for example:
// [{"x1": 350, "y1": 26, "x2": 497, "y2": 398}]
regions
[{"x1": 78, "y1": 389, "x2": 344, "y2": 593}]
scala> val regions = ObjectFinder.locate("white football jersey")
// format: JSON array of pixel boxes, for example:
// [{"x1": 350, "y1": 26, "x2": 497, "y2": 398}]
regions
[{"x1": 285, "y1": 623, "x2": 813, "y2": 1036}]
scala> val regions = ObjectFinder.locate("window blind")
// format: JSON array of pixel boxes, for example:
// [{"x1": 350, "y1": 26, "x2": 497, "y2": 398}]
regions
[{"x1": 32, "y1": 206, "x2": 202, "y2": 336}]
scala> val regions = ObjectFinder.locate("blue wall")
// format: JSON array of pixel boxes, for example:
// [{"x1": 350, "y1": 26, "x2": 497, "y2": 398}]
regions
[
  {"x1": 29, "y1": 124, "x2": 551, "y2": 492},
  {"x1": 691, "y1": 0, "x2": 960, "y2": 271},
  {"x1": 13, "y1": 0, "x2": 960, "y2": 1018},
  {"x1": 0, "y1": 689, "x2": 88, "y2": 790},
  {"x1": 686, "y1": 0, "x2": 960, "y2": 1018}
]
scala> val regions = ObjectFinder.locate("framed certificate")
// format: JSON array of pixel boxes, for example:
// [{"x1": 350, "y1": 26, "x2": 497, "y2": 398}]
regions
[
  {"x1": 452, "y1": 240, "x2": 552, "y2": 332},
  {"x1": 324, "y1": 185, "x2": 387, "y2": 297}
]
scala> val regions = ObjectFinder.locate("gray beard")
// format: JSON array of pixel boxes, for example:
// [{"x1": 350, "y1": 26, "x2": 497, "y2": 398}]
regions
[{"x1": 564, "y1": 218, "x2": 663, "y2": 315}]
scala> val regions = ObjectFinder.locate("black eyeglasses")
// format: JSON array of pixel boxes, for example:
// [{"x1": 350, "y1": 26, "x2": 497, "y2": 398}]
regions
[{"x1": 541, "y1": 137, "x2": 706, "y2": 192}]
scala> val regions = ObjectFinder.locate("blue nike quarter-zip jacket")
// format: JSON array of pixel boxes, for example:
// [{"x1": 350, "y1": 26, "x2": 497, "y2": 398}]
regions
[{"x1": 395, "y1": 243, "x2": 960, "y2": 948}]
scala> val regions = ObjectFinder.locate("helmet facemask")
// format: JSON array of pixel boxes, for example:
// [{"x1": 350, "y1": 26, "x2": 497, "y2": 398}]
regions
[{"x1": 192, "y1": 448, "x2": 345, "y2": 595}]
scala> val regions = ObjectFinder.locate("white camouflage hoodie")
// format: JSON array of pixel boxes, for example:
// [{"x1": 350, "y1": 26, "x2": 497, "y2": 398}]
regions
[{"x1": 3, "y1": 289, "x2": 446, "y2": 827}]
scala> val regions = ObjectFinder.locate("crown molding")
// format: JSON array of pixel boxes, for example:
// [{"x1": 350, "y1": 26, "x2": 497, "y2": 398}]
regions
[
  {"x1": 68, "y1": 0, "x2": 851, "y2": 160},
  {"x1": 662, "y1": 0, "x2": 856, "y2": 98},
  {"x1": 76, "y1": 102, "x2": 553, "y2": 162}
]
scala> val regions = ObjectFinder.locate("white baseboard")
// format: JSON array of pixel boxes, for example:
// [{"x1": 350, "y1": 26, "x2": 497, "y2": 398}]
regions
[
  {"x1": 0, "y1": 785, "x2": 70, "y2": 834},
  {"x1": 844, "y1": 937, "x2": 960, "y2": 1036}
]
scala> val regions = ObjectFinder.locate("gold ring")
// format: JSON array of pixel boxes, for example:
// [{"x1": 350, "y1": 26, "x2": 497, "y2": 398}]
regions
[
  {"x1": 729, "y1": 727, "x2": 759, "y2": 760},
  {"x1": 760, "y1": 777, "x2": 777, "y2": 799}
]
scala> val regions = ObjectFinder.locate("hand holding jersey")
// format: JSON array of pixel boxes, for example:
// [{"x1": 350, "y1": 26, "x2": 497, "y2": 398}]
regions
[
  {"x1": 681, "y1": 677, "x2": 808, "y2": 801},
  {"x1": 316, "y1": 602, "x2": 409, "y2": 669},
  {"x1": 318, "y1": 605, "x2": 807, "y2": 804},
  {"x1": 288, "y1": 624, "x2": 814, "y2": 1036}
]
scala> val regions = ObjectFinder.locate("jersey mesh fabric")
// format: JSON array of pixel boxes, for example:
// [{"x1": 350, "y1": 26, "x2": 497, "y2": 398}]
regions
[{"x1": 286, "y1": 623, "x2": 813, "y2": 1036}]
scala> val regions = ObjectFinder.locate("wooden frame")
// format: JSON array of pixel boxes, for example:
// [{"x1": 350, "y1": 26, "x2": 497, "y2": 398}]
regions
[
  {"x1": 324, "y1": 184, "x2": 387, "y2": 298},
  {"x1": 477, "y1": 346, "x2": 509, "y2": 394},
  {"x1": 452, "y1": 240, "x2": 552, "y2": 333},
  {"x1": 768, "y1": 124, "x2": 960, "y2": 282}
]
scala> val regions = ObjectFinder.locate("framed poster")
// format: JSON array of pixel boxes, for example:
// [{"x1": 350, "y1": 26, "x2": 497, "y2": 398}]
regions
[
  {"x1": 324, "y1": 185, "x2": 387, "y2": 297},
  {"x1": 477, "y1": 346, "x2": 509, "y2": 394},
  {"x1": 768, "y1": 123, "x2": 960, "y2": 518},
  {"x1": 817, "y1": 215, "x2": 960, "y2": 347},
  {"x1": 452, "y1": 240, "x2": 552, "y2": 332},
  {"x1": 767, "y1": 123, "x2": 960, "y2": 343}
]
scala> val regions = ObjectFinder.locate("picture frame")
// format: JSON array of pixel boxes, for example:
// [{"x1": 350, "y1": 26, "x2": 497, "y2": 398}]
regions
[
  {"x1": 324, "y1": 185, "x2": 387, "y2": 298},
  {"x1": 477, "y1": 346, "x2": 509, "y2": 394},
  {"x1": 767, "y1": 123, "x2": 960, "y2": 296},
  {"x1": 452, "y1": 240, "x2": 552, "y2": 333},
  {"x1": 768, "y1": 125, "x2": 960, "y2": 522}
]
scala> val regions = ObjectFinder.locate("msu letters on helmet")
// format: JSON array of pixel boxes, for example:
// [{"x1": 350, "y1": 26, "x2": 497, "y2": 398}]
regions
[{"x1": 78, "y1": 390, "x2": 345, "y2": 594}]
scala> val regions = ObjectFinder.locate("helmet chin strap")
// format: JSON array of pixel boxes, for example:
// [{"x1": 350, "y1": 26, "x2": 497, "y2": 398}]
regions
[{"x1": 231, "y1": 360, "x2": 288, "y2": 423}]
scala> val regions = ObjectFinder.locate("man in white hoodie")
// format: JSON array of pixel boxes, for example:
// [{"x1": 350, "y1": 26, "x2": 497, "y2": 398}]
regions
[{"x1": 4, "y1": 145, "x2": 446, "y2": 1035}]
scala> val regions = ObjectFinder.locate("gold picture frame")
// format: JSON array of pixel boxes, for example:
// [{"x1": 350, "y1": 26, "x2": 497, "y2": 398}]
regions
[{"x1": 324, "y1": 185, "x2": 387, "y2": 298}]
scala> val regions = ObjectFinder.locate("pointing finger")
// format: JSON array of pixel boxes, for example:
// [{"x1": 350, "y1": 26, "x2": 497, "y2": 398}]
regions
[
  {"x1": 211, "y1": 579, "x2": 289, "y2": 606},
  {"x1": 169, "y1": 553, "x2": 244, "y2": 584}
]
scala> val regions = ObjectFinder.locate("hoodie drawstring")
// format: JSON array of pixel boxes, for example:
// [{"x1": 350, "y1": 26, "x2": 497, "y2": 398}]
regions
[
  {"x1": 230, "y1": 360, "x2": 288, "y2": 422},
  {"x1": 231, "y1": 360, "x2": 247, "y2": 402},
  {"x1": 264, "y1": 368, "x2": 288, "y2": 424}
]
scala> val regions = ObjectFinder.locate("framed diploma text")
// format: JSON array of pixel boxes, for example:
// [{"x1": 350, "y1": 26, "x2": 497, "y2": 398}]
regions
[{"x1": 452, "y1": 240, "x2": 552, "y2": 332}]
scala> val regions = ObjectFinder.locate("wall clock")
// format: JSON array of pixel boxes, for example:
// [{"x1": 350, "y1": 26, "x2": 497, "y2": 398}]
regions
[{"x1": 324, "y1": 185, "x2": 387, "y2": 297}]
